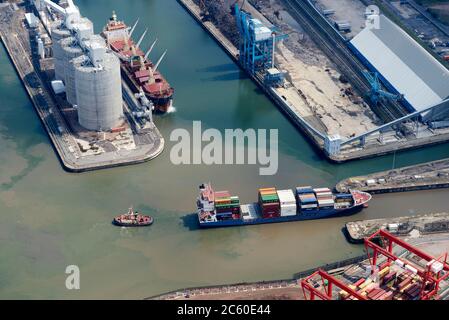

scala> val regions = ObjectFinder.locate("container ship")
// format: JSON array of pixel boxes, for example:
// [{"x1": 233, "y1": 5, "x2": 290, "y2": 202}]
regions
[
  {"x1": 197, "y1": 183, "x2": 372, "y2": 228},
  {"x1": 101, "y1": 11, "x2": 174, "y2": 113}
]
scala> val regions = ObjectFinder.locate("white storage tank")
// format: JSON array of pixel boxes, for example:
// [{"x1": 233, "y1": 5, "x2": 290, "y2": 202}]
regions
[
  {"x1": 51, "y1": 22, "x2": 71, "y2": 80},
  {"x1": 60, "y1": 36, "x2": 83, "y2": 105},
  {"x1": 74, "y1": 47, "x2": 123, "y2": 131}
]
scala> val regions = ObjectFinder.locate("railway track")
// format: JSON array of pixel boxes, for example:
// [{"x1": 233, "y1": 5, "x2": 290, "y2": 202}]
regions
[{"x1": 283, "y1": 0, "x2": 409, "y2": 123}]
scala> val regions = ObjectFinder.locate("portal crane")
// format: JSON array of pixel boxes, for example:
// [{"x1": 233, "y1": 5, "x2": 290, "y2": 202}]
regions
[
  {"x1": 301, "y1": 230, "x2": 449, "y2": 300},
  {"x1": 364, "y1": 229, "x2": 449, "y2": 300}
]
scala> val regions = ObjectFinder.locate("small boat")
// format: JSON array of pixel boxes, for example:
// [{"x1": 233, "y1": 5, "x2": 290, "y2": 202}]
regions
[{"x1": 113, "y1": 207, "x2": 154, "y2": 227}]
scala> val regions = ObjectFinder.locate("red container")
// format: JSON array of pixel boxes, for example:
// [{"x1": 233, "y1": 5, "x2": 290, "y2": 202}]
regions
[
  {"x1": 215, "y1": 191, "x2": 231, "y2": 197},
  {"x1": 368, "y1": 288, "x2": 382, "y2": 299},
  {"x1": 379, "y1": 291, "x2": 393, "y2": 300},
  {"x1": 373, "y1": 289, "x2": 387, "y2": 300},
  {"x1": 262, "y1": 212, "x2": 280, "y2": 219},
  {"x1": 379, "y1": 262, "x2": 390, "y2": 270},
  {"x1": 261, "y1": 202, "x2": 280, "y2": 208},
  {"x1": 398, "y1": 278, "x2": 412, "y2": 290},
  {"x1": 354, "y1": 278, "x2": 365, "y2": 287}
]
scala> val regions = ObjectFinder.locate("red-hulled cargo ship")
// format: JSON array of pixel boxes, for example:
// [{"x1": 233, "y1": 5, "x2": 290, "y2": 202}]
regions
[{"x1": 102, "y1": 11, "x2": 174, "y2": 113}]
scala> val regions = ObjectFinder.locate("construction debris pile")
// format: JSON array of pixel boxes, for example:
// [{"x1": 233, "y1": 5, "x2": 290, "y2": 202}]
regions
[{"x1": 193, "y1": 0, "x2": 240, "y2": 46}]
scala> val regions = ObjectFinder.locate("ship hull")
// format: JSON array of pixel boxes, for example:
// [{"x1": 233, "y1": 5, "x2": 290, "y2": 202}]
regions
[
  {"x1": 149, "y1": 94, "x2": 173, "y2": 113},
  {"x1": 112, "y1": 218, "x2": 154, "y2": 227},
  {"x1": 120, "y1": 66, "x2": 173, "y2": 113},
  {"x1": 198, "y1": 203, "x2": 364, "y2": 229}
]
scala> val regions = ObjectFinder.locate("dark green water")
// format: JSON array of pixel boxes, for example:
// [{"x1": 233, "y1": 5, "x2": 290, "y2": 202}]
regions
[{"x1": 1, "y1": 0, "x2": 449, "y2": 298}]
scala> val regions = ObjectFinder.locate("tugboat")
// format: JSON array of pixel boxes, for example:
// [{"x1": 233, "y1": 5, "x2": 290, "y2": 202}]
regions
[{"x1": 113, "y1": 207, "x2": 154, "y2": 227}]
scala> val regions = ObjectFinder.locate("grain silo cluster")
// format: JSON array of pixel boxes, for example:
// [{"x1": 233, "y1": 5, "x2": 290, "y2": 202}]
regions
[{"x1": 50, "y1": 5, "x2": 123, "y2": 131}]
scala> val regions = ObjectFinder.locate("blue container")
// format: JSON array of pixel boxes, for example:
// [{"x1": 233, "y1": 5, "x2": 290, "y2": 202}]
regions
[
  {"x1": 336, "y1": 193, "x2": 352, "y2": 199},
  {"x1": 296, "y1": 187, "x2": 314, "y2": 194},
  {"x1": 216, "y1": 211, "x2": 233, "y2": 217}
]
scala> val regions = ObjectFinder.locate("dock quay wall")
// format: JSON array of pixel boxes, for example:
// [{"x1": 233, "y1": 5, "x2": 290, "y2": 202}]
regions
[
  {"x1": 0, "y1": 5, "x2": 164, "y2": 173},
  {"x1": 177, "y1": 0, "x2": 449, "y2": 163},
  {"x1": 146, "y1": 254, "x2": 367, "y2": 300},
  {"x1": 176, "y1": 0, "x2": 326, "y2": 155}
]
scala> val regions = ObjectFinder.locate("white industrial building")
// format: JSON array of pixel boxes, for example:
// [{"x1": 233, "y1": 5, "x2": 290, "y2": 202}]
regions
[
  {"x1": 45, "y1": 0, "x2": 123, "y2": 131},
  {"x1": 350, "y1": 15, "x2": 449, "y2": 121}
]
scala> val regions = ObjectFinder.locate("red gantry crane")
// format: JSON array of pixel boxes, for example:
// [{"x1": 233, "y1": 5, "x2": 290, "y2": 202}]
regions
[{"x1": 301, "y1": 230, "x2": 449, "y2": 300}]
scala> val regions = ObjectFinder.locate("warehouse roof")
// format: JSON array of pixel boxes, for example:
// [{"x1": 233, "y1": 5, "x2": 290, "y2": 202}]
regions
[{"x1": 350, "y1": 15, "x2": 449, "y2": 113}]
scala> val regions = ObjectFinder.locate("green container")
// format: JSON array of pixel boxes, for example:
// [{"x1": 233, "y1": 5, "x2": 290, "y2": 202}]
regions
[
  {"x1": 215, "y1": 203, "x2": 239, "y2": 209},
  {"x1": 261, "y1": 194, "x2": 279, "y2": 202}
]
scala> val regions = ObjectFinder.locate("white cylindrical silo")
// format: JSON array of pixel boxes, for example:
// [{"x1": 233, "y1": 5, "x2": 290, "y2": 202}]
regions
[
  {"x1": 51, "y1": 22, "x2": 71, "y2": 81},
  {"x1": 60, "y1": 36, "x2": 83, "y2": 105},
  {"x1": 75, "y1": 52, "x2": 123, "y2": 131}
]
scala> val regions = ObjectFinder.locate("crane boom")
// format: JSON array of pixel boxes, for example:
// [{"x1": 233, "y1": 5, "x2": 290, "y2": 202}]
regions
[
  {"x1": 130, "y1": 18, "x2": 139, "y2": 37},
  {"x1": 43, "y1": 0, "x2": 66, "y2": 16},
  {"x1": 154, "y1": 50, "x2": 167, "y2": 72},
  {"x1": 144, "y1": 38, "x2": 158, "y2": 60},
  {"x1": 136, "y1": 28, "x2": 148, "y2": 49}
]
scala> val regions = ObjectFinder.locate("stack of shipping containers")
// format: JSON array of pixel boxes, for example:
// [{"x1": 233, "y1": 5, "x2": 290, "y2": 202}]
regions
[
  {"x1": 339, "y1": 261, "x2": 434, "y2": 300},
  {"x1": 276, "y1": 189, "x2": 297, "y2": 217},
  {"x1": 214, "y1": 191, "x2": 241, "y2": 221},
  {"x1": 314, "y1": 188, "x2": 335, "y2": 210},
  {"x1": 334, "y1": 193, "x2": 353, "y2": 208},
  {"x1": 258, "y1": 188, "x2": 280, "y2": 218},
  {"x1": 296, "y1": 186, "x2": 318, "y2": 213}
]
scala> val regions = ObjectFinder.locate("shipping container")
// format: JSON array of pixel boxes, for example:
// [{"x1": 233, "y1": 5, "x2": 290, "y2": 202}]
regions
[
  {"x1": 354, "y1": 278, "x2": 365, "y2": 287},
  {"x1": 277, "y1": 189, "x2": 296, "y2": 204},
  {"x1": 359, "y1": 278, "x2": 372, "y2": 289},
  {"x1": 215, "y1": 190, "x2": 231, "y2": 197},
  {"x1": 298, "y1": 194, "x2": 317, "y2": 203},
  {"x1": 296, "y1": 186, "x2": 313, "y2": 194},
  {"x1": 315, "y1": 191, "x2": 333, "y2": 197},
  {"x1": 336, "y1": 193, "x2": 353, "y2": 199},
  {"x1": 280, "y1": 203, "x2": 297, "y2": 217},
  {"x1": 368, "y1": 288, "x2": 382, "y2": 299}
]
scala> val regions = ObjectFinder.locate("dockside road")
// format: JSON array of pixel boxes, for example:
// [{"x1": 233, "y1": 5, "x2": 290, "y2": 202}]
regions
[
  {"x1": 336, "y1": 158, "x2": 449, "y2": 194},
  {"x1": 0, "y1": 2, "x2": 164, "y2": 172}
]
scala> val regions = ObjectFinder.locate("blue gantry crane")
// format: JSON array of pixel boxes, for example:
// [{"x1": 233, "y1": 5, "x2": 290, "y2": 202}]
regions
[
  {"x1": 233, "y1": 3, "x2": 287, "y2": 85},
  {"x1": 363, "y1": 71, "x2": 404, "y2": 105}
]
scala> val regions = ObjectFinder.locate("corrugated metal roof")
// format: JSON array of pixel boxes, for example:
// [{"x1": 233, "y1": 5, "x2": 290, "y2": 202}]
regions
[{"x1": 351, "y1": 15, "x2": 449, "y2": 112}]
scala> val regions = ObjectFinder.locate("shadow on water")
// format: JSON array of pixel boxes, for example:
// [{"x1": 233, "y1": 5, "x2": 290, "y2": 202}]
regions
[
  {"x1": 197, "y1": 63, "x2": 237, "y2": 73},
  {"x1": 181, "y1": 213, "x2": 201, "y2": 231},
  {"x1": 202, "y1": 71, "x2": 247, "y2": 82}
]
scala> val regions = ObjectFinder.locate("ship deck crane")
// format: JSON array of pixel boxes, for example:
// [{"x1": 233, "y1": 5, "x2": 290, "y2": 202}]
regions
[
  {"x1": 129, "y1": 18, "x2": 140, "y2": 38},
  {"x1": 144, "y1": 38, "x2": 158, "y2": 61},
  {"x1": 154, "y1": 50, "x2": 167, "y2": 73}
]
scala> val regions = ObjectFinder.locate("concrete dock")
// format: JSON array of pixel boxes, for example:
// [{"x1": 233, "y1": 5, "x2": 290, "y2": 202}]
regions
[
  {"x1": 177, "y1": 0, "x2": 449, "y2": 163},
  {"x1": 0, "y1": 2, "x2": 164, "y2": 172},
  {"x1": 345, "y1": 212, "x2": 449, "y2": 243},
  {"x1": 336, "y1": 158, "x2": 449, "y2": 194}
]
